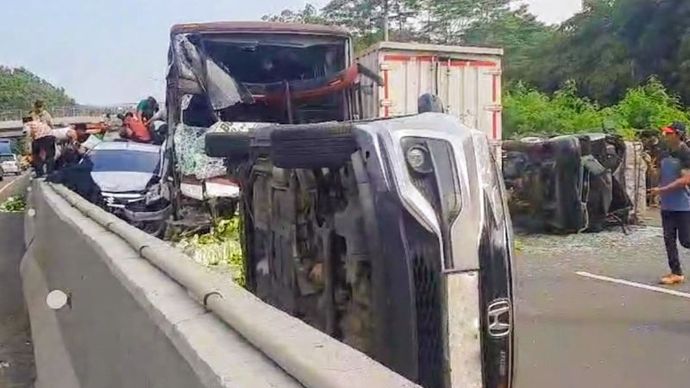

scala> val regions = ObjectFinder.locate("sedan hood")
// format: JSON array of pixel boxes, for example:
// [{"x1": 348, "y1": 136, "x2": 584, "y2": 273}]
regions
[{"x1": 91, "y1": 171, "x2": 154, "y2": 193}]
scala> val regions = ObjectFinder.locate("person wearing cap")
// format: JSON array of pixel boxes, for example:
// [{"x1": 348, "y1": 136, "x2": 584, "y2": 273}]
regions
[{"x1": 650, "y1": 122, "x2": 690, "y2": 285}]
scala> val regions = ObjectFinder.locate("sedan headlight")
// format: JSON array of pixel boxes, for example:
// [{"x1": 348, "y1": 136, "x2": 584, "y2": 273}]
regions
[{"x1": 145, "y1": 183, "x2": 162, "y2": 205}]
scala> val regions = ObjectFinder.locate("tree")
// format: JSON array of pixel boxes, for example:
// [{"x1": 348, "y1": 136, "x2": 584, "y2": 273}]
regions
[
  {"x1": 0, "y1": 66, "x2": 75, "y2": 112},
  {"x1": 463, "y1": 4, "x2": 555, "y2": 80},
  {"x1": 422, "y1": 0, "x2": 513, "y2": 44},
  {"x1": 261, "y1": 4, "x2": 326, "y2": 24},
  {"x1": 517, "y1": 0, "x2": 690, "y2": 105},
  {"x1": 321, "y1": 0, "x2": 423, "y2": 44}
]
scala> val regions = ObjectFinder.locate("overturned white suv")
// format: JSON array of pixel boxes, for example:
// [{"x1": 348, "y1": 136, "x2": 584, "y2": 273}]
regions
[{"x1": 206, "y1": 112, "x2": 515, "y2": 388}]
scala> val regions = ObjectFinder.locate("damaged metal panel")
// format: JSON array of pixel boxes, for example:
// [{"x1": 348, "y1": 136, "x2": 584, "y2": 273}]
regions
[{"x1": 171, "y1": 33, "x2": 253, "y2": 108}]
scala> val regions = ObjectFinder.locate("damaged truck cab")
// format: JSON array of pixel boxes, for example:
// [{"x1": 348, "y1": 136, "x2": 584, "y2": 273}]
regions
[
  {"x1": 168, "y1": 22, "x2": 514, "y2": 388},
  {"x1": 165, "y1": 22, "x2": 362, "y2": 222}
]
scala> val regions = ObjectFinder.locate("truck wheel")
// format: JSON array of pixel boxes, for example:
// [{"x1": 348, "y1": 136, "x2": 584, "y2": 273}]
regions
[
  {"x1": 270, "y1": 125, "x2": 357, "y2": 169},
  {"x1": 205, "y1": 132, "x2": 251, "y2": 162}
]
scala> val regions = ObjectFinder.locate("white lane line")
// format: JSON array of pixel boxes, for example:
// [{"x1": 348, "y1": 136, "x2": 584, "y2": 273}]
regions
[
  {"x1": 0, "y1": 175, "x2": 21, "y2": 196},
  {"x1": 576, "y1": 271, "x2": 690, "y2": 299}
]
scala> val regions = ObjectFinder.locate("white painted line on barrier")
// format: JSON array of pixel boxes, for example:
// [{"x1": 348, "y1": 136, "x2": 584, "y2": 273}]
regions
[{"x1": 576, "y1": 271, "x2": 690, "y2": 299}]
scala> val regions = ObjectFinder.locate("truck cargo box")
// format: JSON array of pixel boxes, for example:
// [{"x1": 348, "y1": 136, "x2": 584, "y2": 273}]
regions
[{"x1": 357, "y1": 41, "x2": 504, "y2": 143}]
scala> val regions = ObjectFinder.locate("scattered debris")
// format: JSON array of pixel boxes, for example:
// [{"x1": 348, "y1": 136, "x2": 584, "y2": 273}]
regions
[
  {"x1": 518, "y1": 225, "x2": 663, "y2": 255},
  {"x1": 174, "y1": 217, "x2": 245, "y2": 286},
  {"x1": 0, "y1": 196, "x2": 26, "y2": 212}
]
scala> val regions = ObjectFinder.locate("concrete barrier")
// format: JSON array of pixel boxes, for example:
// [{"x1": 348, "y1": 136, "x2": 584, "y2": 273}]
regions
[{"x1": 22, "y1": 181, "x2": 419, "y2": 388}]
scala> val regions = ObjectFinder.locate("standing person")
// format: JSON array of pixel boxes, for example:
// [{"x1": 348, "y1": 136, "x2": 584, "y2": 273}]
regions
[
  {"x1": 51, "y1": 125, "x2": 79, "y2": 170},
  {"x1": 21, "y1": 116, "x2": 33, "y2": 155},
  {"x1": 136, "y1": 96, "x2": 159, "y2": 123},
  {"x1": 650, "y1": 122, "x2": 690, "y2": 285},
  {"x1": 30, "y1": 100, "x2": 54, "y2": 127},
  {"x1": 27, "y1": 118, "x2": 56, "y2": 177}
]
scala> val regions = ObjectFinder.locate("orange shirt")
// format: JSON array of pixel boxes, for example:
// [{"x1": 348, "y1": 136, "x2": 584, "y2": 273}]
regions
[{"x1": 124, "y1": 116, "x2": 151, "y2": 143}]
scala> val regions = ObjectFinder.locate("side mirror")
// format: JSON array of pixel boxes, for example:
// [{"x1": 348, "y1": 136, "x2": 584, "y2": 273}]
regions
[{"x1": 418, "y1": 93, "x2": 445, "y2": 114}]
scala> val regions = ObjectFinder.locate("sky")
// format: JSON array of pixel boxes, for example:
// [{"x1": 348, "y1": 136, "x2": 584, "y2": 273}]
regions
[{"x1": 0, "y1": 0, "x2": 582, "y2": 106}]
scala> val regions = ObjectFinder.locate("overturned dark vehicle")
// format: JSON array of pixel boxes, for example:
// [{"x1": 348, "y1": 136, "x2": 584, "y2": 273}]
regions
[
  {"x1": 502, "y1": 134, "x2": 639, "y2": 233},
  {"x1": 167, "y1": 22, "x2": 515, "y2": 388}
]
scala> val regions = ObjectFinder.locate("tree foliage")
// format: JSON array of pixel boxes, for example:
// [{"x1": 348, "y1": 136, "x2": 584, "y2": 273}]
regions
[
  {"x1": 263, "y1": 0, "x2": 552, "y2": 62},
  {"x1": 517, "y1": 0, "x2": 690, "y2": 105},
  {"x1": 504, "y1": 78, "x2": 690, "y2": 139},
  {"x1": 0, "y1": 66, "x2": 75, "y2": 112}
]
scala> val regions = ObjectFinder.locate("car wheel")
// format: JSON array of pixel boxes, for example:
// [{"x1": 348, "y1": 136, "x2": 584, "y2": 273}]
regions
[
  {"x1": 270, "y1": 124, "x2": 357, "y2": 169},
  {"x1": 205, "y1": 132, "x2": 251, "y2": 162}
]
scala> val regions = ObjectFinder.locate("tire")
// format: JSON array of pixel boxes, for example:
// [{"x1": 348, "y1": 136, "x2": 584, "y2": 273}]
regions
[
  {"x1": 205, "y1": 132, "x2": 251, "y2": 162},
  {"x1": 270, "y1": 124, "x2": 357, "y2": 169}
]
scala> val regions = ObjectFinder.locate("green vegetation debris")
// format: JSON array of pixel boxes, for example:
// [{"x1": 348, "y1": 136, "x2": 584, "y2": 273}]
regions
[
  {"x1": 176, "y1": 217, "x2": 245, "y2": 287},
  {"x1": 0, "y1": 196, "x2": 26, "y2": 212},
  {"x1": 514, "y1": 238, "x2": 524, "y2": 253},
  {"x1": 504, "y1": 78, "x2": 690, "y2": 140}
]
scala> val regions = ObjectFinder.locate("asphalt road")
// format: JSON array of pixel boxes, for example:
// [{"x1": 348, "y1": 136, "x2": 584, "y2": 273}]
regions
[
  {"x1": 0, "y1": 175, "x2": 35, "y2": 388},
  {"x1": 516, "y1": 225, "x2": 690, "y2": 388}
]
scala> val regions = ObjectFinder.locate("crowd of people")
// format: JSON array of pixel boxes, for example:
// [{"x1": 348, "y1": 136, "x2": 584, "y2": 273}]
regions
[{"x1": 22, "y1": 97, "x2": 166, "y2": 178}]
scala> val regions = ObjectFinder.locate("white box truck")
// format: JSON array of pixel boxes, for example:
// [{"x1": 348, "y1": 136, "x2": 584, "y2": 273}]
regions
[{"x1": 357, "y1": 41, "x2": 504, "y2": 144}]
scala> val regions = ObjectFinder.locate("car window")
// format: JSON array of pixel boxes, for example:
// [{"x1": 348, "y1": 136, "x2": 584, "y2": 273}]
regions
[
  {"x1": 87, "y1": 149, "x2": 160, "y2": 173},
  {"x1": 0, "y1": 155, "x2": 14, "y2": 162}
]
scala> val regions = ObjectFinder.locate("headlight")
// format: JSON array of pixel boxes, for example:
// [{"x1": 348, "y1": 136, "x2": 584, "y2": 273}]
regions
[
  {"x1": 405, "y1": 146, "x2": 433, "y2": 174},
  {"x1": 402, "y1": 137, "x2": 462, "y2": 269},
  {"x1": 145, "y1": 184, "x2": 162, "y2": 205}
]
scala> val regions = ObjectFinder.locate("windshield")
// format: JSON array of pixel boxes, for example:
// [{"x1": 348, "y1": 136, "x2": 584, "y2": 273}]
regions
[
  {"x1": 0, "y1": 143, "x2": 12, "y2": 154},
  {"x1": 87, "y1": 150, "x2": 160, "y2": 173},
  {"x1": 0, "y1": 154, "x2": 15, "y2": 162}
]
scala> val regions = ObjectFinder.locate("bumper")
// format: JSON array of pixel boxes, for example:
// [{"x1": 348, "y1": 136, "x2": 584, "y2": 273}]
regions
[
  {"x1": 121, "y1": 204, "x2": 172, "y2": 222},
  {"x1": 102, "y1": 192, "x2": 172, "y2": 223},
  {"x1": 1, "y1": 163, "x2": 20, "y2": 174}
]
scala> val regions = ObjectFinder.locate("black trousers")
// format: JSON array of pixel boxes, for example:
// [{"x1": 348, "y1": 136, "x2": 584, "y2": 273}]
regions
[
  {"x1": 32, "y1": 136, "x2": 56, "y2": 177},
  {"x1": 661, "y1": 210, "x2": 690, "y2": 275}
]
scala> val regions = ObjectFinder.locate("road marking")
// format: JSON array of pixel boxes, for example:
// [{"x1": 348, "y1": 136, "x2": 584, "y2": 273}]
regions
[
  {"x1": 0, "y1": 176, "x2": 21, "y2": 197},
  {"x1": 576, "y1": 271, "x2": 690, "y2": 299}
]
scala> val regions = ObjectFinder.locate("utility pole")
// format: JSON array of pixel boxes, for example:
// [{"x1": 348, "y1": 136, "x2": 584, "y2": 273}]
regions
[{"x1": 383, "y1": 0, "x2": 389, "y2": 41}]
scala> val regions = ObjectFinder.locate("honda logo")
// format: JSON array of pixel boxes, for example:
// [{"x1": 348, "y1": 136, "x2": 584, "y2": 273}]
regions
[{"x1": 487, "y1": 299, "x2": 512, "y2": 338}]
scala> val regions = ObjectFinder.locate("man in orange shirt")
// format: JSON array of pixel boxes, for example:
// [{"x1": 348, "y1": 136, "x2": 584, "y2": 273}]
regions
[{"x1": 120, "y1": 112, "x2": 152, "y2": 143}]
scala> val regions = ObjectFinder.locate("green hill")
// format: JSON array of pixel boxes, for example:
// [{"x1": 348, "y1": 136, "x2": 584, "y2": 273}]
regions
[{"x1": 0, "y1": 66, "x2": 75, "y2": 112}]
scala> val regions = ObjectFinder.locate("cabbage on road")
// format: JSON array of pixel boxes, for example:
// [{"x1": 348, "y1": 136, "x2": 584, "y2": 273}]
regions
[
  {"x1": 0, "y1": 196, "x2": 25, "y2": 213},
  {"x1": 173, "y1": 217, "x2": 245, "y2": 286}
]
